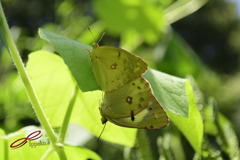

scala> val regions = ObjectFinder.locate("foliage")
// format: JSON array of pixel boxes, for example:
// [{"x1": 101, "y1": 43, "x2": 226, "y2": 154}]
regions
[{"x1": 0, "y1": 0, "x2": 239, "y2": 160}]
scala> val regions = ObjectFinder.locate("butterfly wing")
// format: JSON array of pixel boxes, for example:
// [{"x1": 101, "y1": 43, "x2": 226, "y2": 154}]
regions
[
  {"x1": 101, "y1": 77, "x2": 152, "y2": 119},
  {"x1": 91, "y1": 46, "x2": 148, "y2": 92},
  {"x1": 105, "y1": 96, "x2": 169, "y2": 129}
]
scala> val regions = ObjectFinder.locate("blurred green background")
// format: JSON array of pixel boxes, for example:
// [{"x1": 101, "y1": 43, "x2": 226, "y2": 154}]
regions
[{"x1": 0, "y1": 0, "x2": 240, "y2": 159}]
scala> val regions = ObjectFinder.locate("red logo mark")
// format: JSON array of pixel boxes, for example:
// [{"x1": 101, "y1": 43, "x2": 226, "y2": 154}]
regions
[{"x1": 10, "y1": 130, "x2": 42, "y2": 149}]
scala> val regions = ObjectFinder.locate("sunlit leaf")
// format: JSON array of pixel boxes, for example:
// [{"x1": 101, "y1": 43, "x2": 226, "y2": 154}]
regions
[
  {"x1": 164, "y1": 0, "x2": 208, "y2": 23},
  {"x1": 26, "y1": 50, "x2": 137, "y2": 147},
  {"x1": 137, "y1": 130, "x2": 154, "y2": 160},
  {"x1": 143, "y1": 69, "x2": 189, "y2": 117},
  {"x1": 0, "y1": 128, "x2": 6, "y2": 160},
  {"x1": 94, "y1": 0, "x2": 167, "y2": 45},
  {"x1": 209, "y1": 98, "x2": 240, "y2": 160},
  {"x1": 38, "y1": 29, "x2": 190, "y2": 118},
  {"x1": 165, "y1": 80, "x2": 203, "y2": 157}
]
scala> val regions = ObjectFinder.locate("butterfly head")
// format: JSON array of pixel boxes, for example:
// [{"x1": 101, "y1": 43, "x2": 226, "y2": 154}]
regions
[
  {"x1": 92, "y1": 42, "x2": 99, "y2": 49},
  {"x1": 99, "y1": 107, "x2": 108, "y2": 124},
  {"x1": 101, "y1": 117, "x2": 108, "y2": 125}
]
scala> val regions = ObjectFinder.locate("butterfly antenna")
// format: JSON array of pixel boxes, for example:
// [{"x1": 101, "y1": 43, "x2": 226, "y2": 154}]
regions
[
  {"x1": 88, "y1": 27, "x2": 97, "y2": 43},
  {"x1": 97, "y1": 123, "x2": 106, "y2": 142},
  {"x1": 98, "y1": 32, "x2": 105, "y2": 44}
]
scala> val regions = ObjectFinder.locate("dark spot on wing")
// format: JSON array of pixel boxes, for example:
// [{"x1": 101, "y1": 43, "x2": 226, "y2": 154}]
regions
[
  {"x1": 111, "y1": 63, "x2": 117, "y2": 69},
  {"x1": 126, "y1": 96, "x2": 133, "y2": 104}
]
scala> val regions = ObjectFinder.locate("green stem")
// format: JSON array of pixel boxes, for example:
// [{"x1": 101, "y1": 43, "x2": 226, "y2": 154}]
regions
[
  {"x1": 41, "y1": 146, "x2": 54, "y2": 160},
  {"x1": 3, "y1": 131, "x2": 8, "y2": 160},
  {"x1": 58, "y1": 85, "x2": 79, "y2": 144},
  {"x1": 0, "y1": 2, "x2": 66, "y2": 159}
]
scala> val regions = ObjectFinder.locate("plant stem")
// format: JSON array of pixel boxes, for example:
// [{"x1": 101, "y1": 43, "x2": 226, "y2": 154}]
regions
[
  {"x1": 0, "y1": 2, "x2": 66, "y2": 159},
  {"x1": 58, "y1": 85, "x2": 79, "y2": 144},
  {"x1": 41, "y1": 146, "x2": 54, "y2": 160},
  {"x1": 3, "y1": 131, "x2": 8, "y2": 160}
]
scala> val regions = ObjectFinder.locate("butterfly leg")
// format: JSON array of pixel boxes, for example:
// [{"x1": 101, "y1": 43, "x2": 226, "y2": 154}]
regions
[{"x1": 77, "y1": 48, "x2": 91, "y2": 62}]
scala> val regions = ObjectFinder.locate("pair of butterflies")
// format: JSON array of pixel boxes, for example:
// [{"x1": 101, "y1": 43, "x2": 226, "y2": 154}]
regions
[{"x1": 89, "y1": 29, "x2": 169, "y2": 130}]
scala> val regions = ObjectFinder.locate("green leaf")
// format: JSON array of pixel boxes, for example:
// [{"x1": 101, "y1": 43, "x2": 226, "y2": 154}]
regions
[
  {"x1": 36, "y1": 30, "x2": 193, "y2": 146},
  {"x1": 217, "y1": 114, "x2": 240, "y2": 159},
  {"x1": 38, "y1": 29, "x2": 189, "y2": 118},
  {"x1": 157, "y1": 32, "x2": 220, "y2": 92},
  {"x1": 143, "y1": 68, "x2": 189, "y2": 117},
  {"x1": 208, "y1": 98, "x2": 240, "y2": 160},
  {"x1": 38, "y1": 28, "x2": 100, "y2": 92},
  {"x1": 204, "y1": 104, "x2": 218, "y2": 136},
  {"x1": 26, "y1": 50, "x2": 137, "y2": 147},
  {"x1": 164, "y1": 0, "x2": 208, "y2": 24},
  {"x1": 4, "y1": 126, "x2": 101, "y2": 159},
  {"x1": 136, "y1": 130, "x2": 154, "y2": 160},
  {"x1": 164, "y1": 80, "x2": 203, "y2": 157},
  {"x1": 62, "y1": 146, "x2": 102, "y2": 160},
  {"x1": 168, "y1": 129, "x2": 186, "y2": 160},
  {"x1": 26, "y1": 50, "x2": 75, "y2": 127},
  {"x1": 94, "y1": 0, "x2": 167, "y2": 45},
  {"x1": 0, "y1": 128, "x2": 7, "y2": 160},
  {"x1": 158, "y1": 134, "x2": 174, "y2": 160}
]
